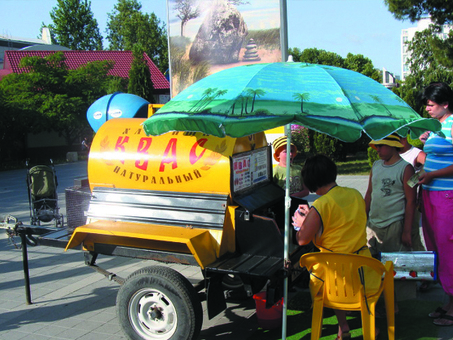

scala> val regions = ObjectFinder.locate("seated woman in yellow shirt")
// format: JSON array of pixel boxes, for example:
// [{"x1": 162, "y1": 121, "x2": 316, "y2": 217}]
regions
[{"x1": 292, "y1": 155, "x2": 380, "y2": 340}]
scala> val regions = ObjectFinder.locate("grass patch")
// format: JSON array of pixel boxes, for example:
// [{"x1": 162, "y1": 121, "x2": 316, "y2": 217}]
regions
[
  {"x1": 249, "y1": 290, "x2": 442, "y2": 340},
  {"x1": 336, "y1": 158, "x2": 371, "y2": 176},
  {"x1": 295, "y1": 153, "x2": 371, "y2": 176}
]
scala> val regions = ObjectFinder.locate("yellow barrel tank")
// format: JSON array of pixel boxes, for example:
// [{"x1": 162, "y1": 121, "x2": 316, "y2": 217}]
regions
[{"x1": 88, "y1": 118, "x2": 267, "y2": 195}]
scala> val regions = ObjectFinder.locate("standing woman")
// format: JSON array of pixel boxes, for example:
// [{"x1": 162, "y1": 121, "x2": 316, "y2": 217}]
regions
[{"x1": 418, "y1": 82, "x2": 453, "y2": 326}]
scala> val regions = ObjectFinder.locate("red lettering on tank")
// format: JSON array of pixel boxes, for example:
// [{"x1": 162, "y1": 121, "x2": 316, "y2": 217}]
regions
[
  {"x1": 135, "y1": 137, "x2": 152, "y2": 170},
  {"x1": 115, "y1": 136, "x2": 129, "y2": 164},
  {"x1": 189, "y1": 139, "x2": 208, "y2": 164},
  {"x1": 159, "y1": 138, "x2": 178, "y2": 172}
]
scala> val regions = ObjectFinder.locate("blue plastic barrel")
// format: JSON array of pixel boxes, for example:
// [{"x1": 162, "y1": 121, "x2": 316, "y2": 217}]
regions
[{"x1": 87, "y1": 92, "x2": 150, "y2": 132}]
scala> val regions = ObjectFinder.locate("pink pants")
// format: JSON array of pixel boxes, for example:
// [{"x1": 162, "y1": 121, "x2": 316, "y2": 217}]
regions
[{"x1": 422, "y1": 189, "x2": 453, "y2": 296}]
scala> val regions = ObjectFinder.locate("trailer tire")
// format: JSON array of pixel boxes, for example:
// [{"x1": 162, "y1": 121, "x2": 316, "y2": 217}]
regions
[{"x1": 117, "y1": 266, "x2": 202, "y2": 340}]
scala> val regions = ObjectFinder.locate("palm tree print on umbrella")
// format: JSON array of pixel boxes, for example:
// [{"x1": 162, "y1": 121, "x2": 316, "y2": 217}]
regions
[
  {"x1": 369, "y1": 94, "x2": 395, "y2": 117},
  {"x1": 245, "y1": 88, "x2": 266, "y2": 114},
  {"x1": 292, "y1": 92, "x2": 310, "y2": 113},
  {"x1": 190, "y1": 88, "x2": 228, "y2": 113},
  {"x1": 230, "y1": 88, "x2": 266, "y2": 116}
]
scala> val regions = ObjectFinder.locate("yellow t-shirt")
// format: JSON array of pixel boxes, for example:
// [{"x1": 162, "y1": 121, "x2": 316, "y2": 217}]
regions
[
  {"x1": 309, "y1": 186, "x2": 380, "y2": 297},
  {"x1": 312, "y1": 186, "x2": 367, "y2": 253}
]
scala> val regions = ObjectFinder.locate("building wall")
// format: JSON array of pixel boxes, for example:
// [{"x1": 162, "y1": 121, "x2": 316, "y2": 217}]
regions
[
  {"x1": 0, "y1": 29, "x2": 52, "y2": 68},
  {"x1": 401, "y1": 17, "x2": 452, "y2": 80},
  {"x1": 382, "y1": 67, "x2": 398, "y2": 89}
]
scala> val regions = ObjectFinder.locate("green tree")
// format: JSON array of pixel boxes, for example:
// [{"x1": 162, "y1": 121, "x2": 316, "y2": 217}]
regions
[
  {"x1": 0, "y1": 86, "x2": 28, "y2": 165},
  {"x1": 394, "y1": 27, "x2": 453, "y2": 116},
  {"x1": 45, "y1": 0, "x2": 103, "y2": 50},
  {"x1": 385, "y1": 0, "x2": 453, "y2": 25},
  {"x1": 128, "y1": 45, "x2": 155, "y2": 103},
  {"x1": 107, "y1": 76, "x2": 129, "y2": 94},
  {"x1": 0, "y1": 52, "x2": 114, "y2": 148},
  {"x1": 386, "y1": 0, "x2": 453, "y2": 69},
  {"x1": 289, "y1": 47, "x2": 344, "y2": 67},
  {"x1": 344, "y1": 53, "x2": 380, "y2": 82},
  {"x1": 106, "y1": 0, "x2": 168, "y2": 73}
]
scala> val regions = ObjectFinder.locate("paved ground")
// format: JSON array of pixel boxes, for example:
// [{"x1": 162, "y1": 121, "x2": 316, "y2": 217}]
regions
[{"x1": 0, "y1": 161, "x2": 452, "y2": 339}]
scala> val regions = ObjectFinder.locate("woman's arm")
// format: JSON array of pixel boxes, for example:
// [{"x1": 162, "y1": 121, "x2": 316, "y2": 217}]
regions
[
  {"x1": 419, "y1": 164, "x2": 453, "y2": 184},
  {"x1": 416, "y1": 150, "x2": 426, "y2": 166},
  {"x1": 364, "y1": 170, "x2": 373, "y2": 218},
  {"x1": 402, "y1": 164, "x2": 416, "y2": 248},
  {"x1": 293, "y1": 205, "x2": 321, "y2": 246}
]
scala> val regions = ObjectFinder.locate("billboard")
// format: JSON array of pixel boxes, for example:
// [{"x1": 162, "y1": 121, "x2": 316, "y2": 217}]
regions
[{"x1": 167, "y1": 0, "x2": 282, "y2": 97}]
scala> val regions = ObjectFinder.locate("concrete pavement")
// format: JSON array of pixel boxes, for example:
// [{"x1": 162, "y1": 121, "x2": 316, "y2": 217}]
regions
[
  {"x1": 0, "y1": 160, "x2": 259, "y2": 339},
  {"x1": 0, "y1": 161, "x2": 452, "y2": 339}
]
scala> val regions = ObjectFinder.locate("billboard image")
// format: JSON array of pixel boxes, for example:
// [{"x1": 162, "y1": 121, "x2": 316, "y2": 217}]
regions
[{"x1": 168, "y1": 0, "x2": 282, "y2": 97}]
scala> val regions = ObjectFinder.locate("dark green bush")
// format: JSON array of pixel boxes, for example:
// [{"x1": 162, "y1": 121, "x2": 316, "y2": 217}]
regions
[{"x1": 367, "y1": 146, "x2": 379, "y2": 167}]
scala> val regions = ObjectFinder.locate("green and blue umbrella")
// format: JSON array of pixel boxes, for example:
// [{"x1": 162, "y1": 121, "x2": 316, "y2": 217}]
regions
[
  {"x1": 143, "y1": 62, "x2": 440, "y2": 141},
  {"x1": 143, "y1": 62, "x2": 440, "y2": 337}
]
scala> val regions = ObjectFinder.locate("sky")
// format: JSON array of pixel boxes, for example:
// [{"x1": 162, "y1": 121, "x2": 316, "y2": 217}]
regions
[{"x1": 0, "y1": 0, "x2": 414, "y2": 77}]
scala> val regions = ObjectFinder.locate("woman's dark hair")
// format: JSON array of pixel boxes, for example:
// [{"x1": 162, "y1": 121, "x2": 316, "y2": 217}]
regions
[
  {"x1": 422, "y1": 82, "x2": 453, "y2": 107},
  {"x1": 302, "y1": 154, "x2": 337, "y2": 193}
]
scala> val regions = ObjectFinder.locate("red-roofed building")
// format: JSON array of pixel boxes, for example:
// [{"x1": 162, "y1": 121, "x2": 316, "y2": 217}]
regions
[
  {"x1": 1, "y1": 50, "x2": 170, "y2": 102},
  {"x1": 1, "y1": 50, "x2": 171, "y2": 162}
]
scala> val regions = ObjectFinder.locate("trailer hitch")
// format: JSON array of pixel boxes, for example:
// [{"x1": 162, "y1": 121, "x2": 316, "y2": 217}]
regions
[{"x1": 1, "y1": 215, "x2": 59, "y2": 304}]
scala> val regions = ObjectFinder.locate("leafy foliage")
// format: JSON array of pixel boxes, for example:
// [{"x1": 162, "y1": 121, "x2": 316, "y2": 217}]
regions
[
  {"x1": 385, "y1": 0, "x2": 453, "y2": 25},
  {"x1": 0, "y1": 52, "x2": 114, "y2": 149},
  {"x1": 393, "y1": 26, "x2": 453, "y2": 118},
  {"x1": 128, "y1": 45, "x2": 155, "y2": 103},
  {"x1": 289, "y1": 47, "x2": 344, "y2": 68},
  {"x1": 106, "y1": 0, "x2": 169, "y2": 73},
  {"x1": 344, "y1": 53, "x2": 381, "y2": 82},
  {"x1": 45, "y1": 0, "x2": 103, "y2": 50},
  {"x1": 288, "y1": 47, "x2": 379, "y2": 160},
  {"x1": 367, "y1": 147, "x2": 379, "y2": 168},
  {"x1": 386, "y1": 0, "x2": 453, "y2": 71},
  {"x1": 291, "y1": 126, "x2": 310, "y2": 158}
]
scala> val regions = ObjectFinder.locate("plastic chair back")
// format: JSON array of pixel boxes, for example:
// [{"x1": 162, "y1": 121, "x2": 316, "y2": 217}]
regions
[{"x1": 300, "y1": 252, "x2": 394, "y2": 340}]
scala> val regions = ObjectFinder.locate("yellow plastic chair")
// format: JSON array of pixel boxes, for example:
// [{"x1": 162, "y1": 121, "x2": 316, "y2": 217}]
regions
[{"x1": 299, "y1": 252, "x2": 395, "y2": 340}]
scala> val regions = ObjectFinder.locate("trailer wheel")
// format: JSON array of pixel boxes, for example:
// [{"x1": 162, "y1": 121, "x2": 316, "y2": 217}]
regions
[{"x1": 117, "y1": 266, "x2": 202, "y2": 340}]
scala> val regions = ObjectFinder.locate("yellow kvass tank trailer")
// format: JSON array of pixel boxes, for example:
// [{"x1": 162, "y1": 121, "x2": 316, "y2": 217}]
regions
[{"x1": 19, "y1": 102, "x2": 308, "y2": 340}]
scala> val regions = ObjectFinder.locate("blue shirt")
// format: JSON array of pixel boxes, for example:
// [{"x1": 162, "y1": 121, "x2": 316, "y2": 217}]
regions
[{"x1": 423, "y1": 115, "x2": 453, "y2": 191}]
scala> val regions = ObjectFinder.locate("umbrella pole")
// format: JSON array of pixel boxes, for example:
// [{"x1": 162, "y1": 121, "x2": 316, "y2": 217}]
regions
[{"x1": 282, "y1": 128, "x2": 291, "y2": 340}]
